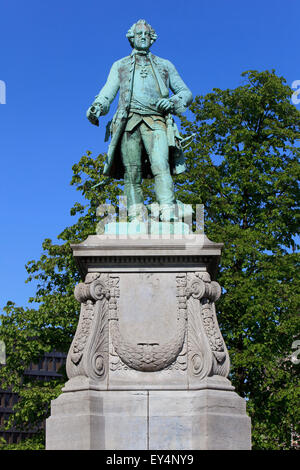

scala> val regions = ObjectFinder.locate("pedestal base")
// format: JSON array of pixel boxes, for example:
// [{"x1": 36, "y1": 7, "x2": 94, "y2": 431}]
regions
[
  {"x1": 46, "y1": 388, "x2": 251, "y2": 450},
  {"x1": 46, "y1": 234, "x2": 251, "y2": 449}
]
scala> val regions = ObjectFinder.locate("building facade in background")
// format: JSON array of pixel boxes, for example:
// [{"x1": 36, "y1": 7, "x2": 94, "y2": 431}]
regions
[{"x1": 0, "y1": 351, "x2": 66, "y2": 445}]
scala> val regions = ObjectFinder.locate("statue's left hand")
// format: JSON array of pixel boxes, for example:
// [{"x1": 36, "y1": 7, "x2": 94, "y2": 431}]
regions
[{"x1": 156, "y1": 98, "x2": 174, "y2": 113}]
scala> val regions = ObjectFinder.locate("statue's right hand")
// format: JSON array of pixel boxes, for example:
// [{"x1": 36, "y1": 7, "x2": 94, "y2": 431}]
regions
[{"x1": 87, "y1": 103, "x2": 102, "y2": 126}]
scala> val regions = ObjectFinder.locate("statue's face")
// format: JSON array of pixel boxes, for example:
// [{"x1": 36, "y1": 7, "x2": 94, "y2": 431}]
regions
[{"x1": 133, "y1": 23, "x2": 151, "y2": 51}]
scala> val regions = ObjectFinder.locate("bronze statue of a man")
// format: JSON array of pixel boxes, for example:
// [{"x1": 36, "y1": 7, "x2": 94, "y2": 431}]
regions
[{"x1": 87, "y1": 19, "x2": 193, "y2": 222}]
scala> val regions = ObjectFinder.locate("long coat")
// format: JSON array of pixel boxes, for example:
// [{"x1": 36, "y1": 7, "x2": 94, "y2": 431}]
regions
[{"x1": 94, "y1": 51, "x2": 193, "y2": 180}]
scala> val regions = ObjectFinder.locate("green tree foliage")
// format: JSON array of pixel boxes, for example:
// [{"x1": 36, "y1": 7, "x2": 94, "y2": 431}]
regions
[{"x1": 0, "y1": 70, "x2": 299, "y2": 449}]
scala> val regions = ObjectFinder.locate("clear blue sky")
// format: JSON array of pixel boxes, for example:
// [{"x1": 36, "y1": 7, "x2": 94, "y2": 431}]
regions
[{"x1": 1, "y1": 0, "x2": 299, "y2": 309}]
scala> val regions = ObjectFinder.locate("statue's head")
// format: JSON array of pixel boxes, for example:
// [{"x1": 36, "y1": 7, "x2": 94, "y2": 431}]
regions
[{"x1": 126, "y1": 19, "x2": 157, "y2": 51}]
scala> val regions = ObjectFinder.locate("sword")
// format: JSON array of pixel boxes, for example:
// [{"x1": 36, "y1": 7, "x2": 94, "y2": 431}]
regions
[
  {"x1": 91, "y1": 178, "x2": 110, "y2": 190},
  {"x1": 180, "y1": 133, "x2": 196, "y2": 149}
]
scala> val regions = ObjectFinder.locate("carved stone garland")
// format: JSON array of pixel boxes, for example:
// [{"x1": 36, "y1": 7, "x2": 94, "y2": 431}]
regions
[
  {"x1": 108, "y1": 273, "x2": 187, "y2": 372},
  {"x1": 66, "y1": 271, "x2": 230, "y2": 381}
]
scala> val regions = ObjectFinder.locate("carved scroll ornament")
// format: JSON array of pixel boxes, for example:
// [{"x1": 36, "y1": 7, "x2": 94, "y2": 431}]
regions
[
  {"x1": 66, "y1": 273, "x2": 110, "y2": 381},
  {"x1": 186, "y1": 272, "x2": 230, "y2": 379}
]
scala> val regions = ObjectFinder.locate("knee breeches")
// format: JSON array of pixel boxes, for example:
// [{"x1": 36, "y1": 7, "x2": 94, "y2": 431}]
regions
[{"x1": 120, "y1": 121, "x2": 174, "y2": 208}]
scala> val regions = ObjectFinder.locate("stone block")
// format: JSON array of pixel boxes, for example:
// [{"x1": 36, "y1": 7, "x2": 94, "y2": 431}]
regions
[
  {"x1": 46, "y1": 388, "x2": 251, "y2": 450},
  {"x1": 148, "y1": 389, "x2": 251, "y2": 450},
  {"x1": 46, "y1": 390, "x2": 148, "y2": 450}
]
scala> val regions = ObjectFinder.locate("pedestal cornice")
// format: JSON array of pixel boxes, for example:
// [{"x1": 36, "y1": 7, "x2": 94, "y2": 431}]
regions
[{"x1": 71, "y1": 234, "x2": 223, "y2": 280}]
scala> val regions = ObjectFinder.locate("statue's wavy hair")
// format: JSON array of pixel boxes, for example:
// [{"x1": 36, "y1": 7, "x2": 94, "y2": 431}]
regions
[{"x1": 126, "y1": 19, "x2": 157, "y2": 47}]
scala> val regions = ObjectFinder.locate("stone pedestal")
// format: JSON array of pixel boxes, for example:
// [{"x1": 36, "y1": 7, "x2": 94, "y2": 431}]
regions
[{"x1": 46, "y1": 233, "x2": 251, "y2": 450}]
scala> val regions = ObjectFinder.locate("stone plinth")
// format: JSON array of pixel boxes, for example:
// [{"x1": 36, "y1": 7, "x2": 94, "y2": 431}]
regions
[
  {"x1": 46, "y1": 233, "x2": 251, "y2": 449},
  {"x1": 104, "y1": 221, "x2": 190, "y2": 235},
  {"x1": 46, "y1": 388, "x2": 250, "y2": 450}
]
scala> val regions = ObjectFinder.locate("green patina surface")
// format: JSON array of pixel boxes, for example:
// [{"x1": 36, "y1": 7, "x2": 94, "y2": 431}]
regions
[{"x1": 87, "y1": 19, "x2": 193, "y2": 222}]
